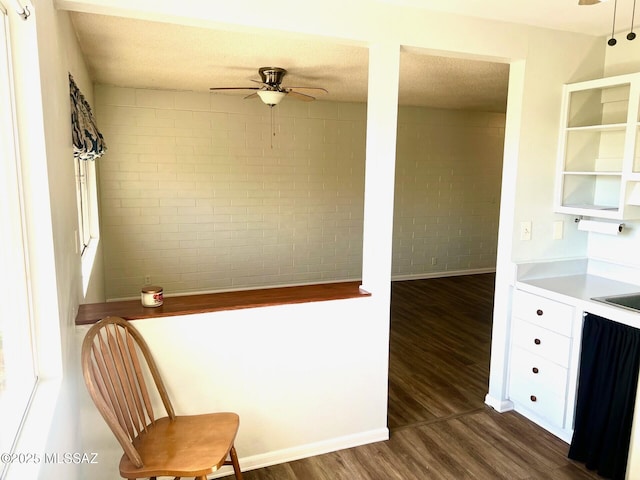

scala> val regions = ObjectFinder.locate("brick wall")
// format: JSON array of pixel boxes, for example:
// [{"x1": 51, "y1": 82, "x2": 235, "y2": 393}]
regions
[
  {"x1": 95, "y1": 86, "x2": 504, "y2": 299},
  {"x1": 95, "y1": 87, "x2": 366, "y2": 299},
  {"x1": 393, "y1": 107, "x2": 504, "y2": 278}
]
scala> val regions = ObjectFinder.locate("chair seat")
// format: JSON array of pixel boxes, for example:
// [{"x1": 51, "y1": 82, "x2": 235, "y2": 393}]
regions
[{"x1": 119, "y1": 412, "x2": 240, "y2": 478}]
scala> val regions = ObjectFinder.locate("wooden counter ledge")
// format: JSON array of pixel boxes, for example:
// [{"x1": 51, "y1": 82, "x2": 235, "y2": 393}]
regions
[{"x1": 76, "y1": 281, "x2": 371, "y2": 325}]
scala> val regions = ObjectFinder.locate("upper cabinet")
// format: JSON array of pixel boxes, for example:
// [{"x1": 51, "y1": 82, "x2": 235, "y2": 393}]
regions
[{"x1": 554, "y1": 73, "x2": 640, "y2": 220}]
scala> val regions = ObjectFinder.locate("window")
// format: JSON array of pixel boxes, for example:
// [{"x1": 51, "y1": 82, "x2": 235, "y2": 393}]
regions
[
  {"x1": 69, "y1": 74, "x2": 102, "y2": 295},
  {"x1": 75, "y1": 154, "x2": 92, "y2": 253},
  {"x1": 0, "y1": 1, "x2": 37, "y2": 463}
]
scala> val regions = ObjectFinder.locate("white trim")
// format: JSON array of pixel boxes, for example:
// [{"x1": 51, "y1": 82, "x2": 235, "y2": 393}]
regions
[
  {"x1": 106, "y1": 277, "x2": 364, "y2": 303},
  {"x1": 391, "y1": 268, "x2": 496, "y2": 282},
  {"x1": 210, "y1": 428, "x2": 390, "y2": 479},
  {"x1": 106, "y1": 269, "x2": 496, "y2": 302},
  {"x1": 1, "y1": 379, "x2": 62, "y2": 479},
  {"x1": 484, "y1": 394, "x2": 514, "y2": 413}
]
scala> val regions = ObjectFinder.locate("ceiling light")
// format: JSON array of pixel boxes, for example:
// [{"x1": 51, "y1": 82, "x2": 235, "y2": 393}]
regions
[{"x1": 257, "y1": 90, "x2": 286, "y2": 107}]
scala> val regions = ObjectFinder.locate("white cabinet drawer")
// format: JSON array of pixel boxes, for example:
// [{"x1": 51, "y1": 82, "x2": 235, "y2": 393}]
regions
[
  {"x1": 509, "y1": 345, "x2": 568, "y2": 393},
  {"x1": 509, "y1": 374, "x2": 566, "y2": 428},
  {"x1": 512, "y1": 289, "x2": 574, "y2": 336},
  {"x1": 512, "y1": 319, "x2": 571, "y2": 367}
]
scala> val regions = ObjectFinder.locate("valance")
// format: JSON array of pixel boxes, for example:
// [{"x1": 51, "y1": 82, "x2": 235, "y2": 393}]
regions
[{"x1": 69, "y1": 74, "x2": 106, "y2": 161}]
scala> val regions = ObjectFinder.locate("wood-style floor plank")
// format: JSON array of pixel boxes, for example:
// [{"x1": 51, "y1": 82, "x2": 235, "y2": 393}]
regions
[{"x1": 222, "y1": 274, "x2": 602, "y2": 480}]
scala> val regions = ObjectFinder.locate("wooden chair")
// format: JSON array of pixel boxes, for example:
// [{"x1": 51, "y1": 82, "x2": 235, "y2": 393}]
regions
[{"x1": 81, "y1": 316, "x2": 243, "y2": 480}]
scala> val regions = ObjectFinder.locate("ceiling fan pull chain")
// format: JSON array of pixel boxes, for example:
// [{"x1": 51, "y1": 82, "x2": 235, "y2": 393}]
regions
[
  {"x1": 609, "y1": 0, "x2": 618, "y2": 45},
  {"x1": 629, "y1": 0, "x2": 637, "y2": 40},
  {"x1": 270, "y1": 106, "x2": 275, "y2": 149}
]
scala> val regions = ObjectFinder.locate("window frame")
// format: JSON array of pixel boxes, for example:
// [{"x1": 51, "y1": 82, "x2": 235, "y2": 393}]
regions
[
  {"x1": 0, "y1": 0, "x2": 38, "y2": 468},
  {"x1": 0, "y1": 2, "x2": 65, "y2": 478}
]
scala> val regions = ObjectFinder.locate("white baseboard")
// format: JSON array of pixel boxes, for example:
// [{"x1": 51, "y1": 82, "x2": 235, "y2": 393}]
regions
[
  {"x1": 210, "y1": 428, "x2": 390, "y2": 478},
  {"x1": 484, "y1": 393, "x2": 514, "y2": 413},
  {"x1": 392, "y1": 267, "x2": 496, "y2": 282}
]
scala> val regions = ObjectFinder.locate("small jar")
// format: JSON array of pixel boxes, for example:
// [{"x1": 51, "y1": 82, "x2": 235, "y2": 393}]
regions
[{"x1": 141, "y1": 285, "x2": 163, "y2": 307}]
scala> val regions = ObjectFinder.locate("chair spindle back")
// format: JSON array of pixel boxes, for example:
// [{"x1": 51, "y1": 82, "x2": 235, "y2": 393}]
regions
[{"x1": 81, "y1": 316, "x2": 175, "y2": 468}]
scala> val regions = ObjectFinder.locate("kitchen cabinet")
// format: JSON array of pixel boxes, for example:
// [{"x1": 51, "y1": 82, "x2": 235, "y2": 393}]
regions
[
  {"x1": 508, "y1": 289, "x2": 577, "y2": 442},
  {"x1": 503, "y1": 261, "x2": 640, "y2": 445},
  {"x1": 554, "y1": 72, "x2": 640, "y2": 220}
]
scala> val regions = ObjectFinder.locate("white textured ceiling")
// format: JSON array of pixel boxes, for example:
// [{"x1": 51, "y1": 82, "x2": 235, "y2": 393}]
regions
[
  {"x1": 65, "y1": 0, "x2": 633, "y2": 113},
  {"x1": 69, "y1": 12, "x2": 510, "y2": 112}
]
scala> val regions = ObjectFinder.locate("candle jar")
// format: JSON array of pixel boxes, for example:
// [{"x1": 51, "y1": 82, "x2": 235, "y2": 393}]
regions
[{"x1": 141, "y1": 285, "x2": 163, "y2": 307}]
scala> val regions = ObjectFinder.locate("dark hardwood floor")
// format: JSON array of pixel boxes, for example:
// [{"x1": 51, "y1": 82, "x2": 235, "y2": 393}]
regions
[{"x1": 223, "y1": 274, "x2": 601, "y2": 479}]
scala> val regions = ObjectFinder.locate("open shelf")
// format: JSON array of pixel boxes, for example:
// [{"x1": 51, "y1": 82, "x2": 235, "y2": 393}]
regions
[{"x1": 555, "y1": 73, "x2": 640, "y2": 220}]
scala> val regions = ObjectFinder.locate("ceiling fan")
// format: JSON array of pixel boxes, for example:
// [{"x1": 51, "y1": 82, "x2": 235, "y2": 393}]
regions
[{"x1": 210, "y1": 67, "x2": 328, "y2": 107}]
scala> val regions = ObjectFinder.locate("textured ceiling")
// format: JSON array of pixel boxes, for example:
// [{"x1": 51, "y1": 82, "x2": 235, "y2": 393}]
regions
[
  {"x1": 68, "y1": 12, "x2": 510, "y2": 112},
  {"x1": 62, "y1": 0, "x2": 637, "y2": 113}
]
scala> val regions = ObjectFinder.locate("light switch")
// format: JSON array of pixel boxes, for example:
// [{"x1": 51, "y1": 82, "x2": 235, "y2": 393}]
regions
[{"x1": 520, "y1": 221, "x2": 532, "y2": 241}]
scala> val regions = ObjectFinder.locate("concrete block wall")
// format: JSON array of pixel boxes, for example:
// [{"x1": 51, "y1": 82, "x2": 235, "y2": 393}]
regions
[
  {"x1": 393, "y1": 107, "x2": 505, "y2": 278},
  {"x1": 94, "y1": 86, "x2": 504, "y2": 299},
  {"x1": 95, "y1": 86, "x2": 366, "y2": 299}
]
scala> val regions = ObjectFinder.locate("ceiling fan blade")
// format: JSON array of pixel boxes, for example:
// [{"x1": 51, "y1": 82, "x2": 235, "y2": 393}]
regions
[
  {"x1": 284, "y1": 86, "x2": 328, "y2": 94},
  {"x1": 209, "y1": 87, "x2": 260, "y2": 91},
  {"x1": 287, "y1": 90, "x2": 316, "y2": 102},
  {"x1": 244, "y1": 92, "x2": 258, "y2": 100},
  {"x1": 578, "y1": 0, "x2": 603, "y2": 4}
]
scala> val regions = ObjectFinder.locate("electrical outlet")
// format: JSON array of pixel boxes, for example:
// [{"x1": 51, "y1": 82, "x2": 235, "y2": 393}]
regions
[
  {"x1": 553, "y1": 220, "x2": 564, "y2": 240},
  {"x1": 144, "y1": 275, "x2": 151, "y2": 285},
  {"x1": 520, "y1": 221, "x2": 532, "y2": 241}
]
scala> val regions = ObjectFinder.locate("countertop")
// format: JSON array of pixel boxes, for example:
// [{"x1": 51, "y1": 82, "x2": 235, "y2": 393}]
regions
[{"x1": 515, "y1": 259, "x2": 640, "y2": 329}]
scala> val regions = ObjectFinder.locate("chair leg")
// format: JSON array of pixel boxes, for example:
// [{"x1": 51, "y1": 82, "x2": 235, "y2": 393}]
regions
[{"x1": 229, "y1": 445, "x2": 243, "y2": 480}]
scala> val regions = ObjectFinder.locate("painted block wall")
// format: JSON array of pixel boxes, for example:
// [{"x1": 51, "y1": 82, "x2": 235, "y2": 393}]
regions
[
  {"x1": 95, "y1": 85, "x2": 505, "y2": 299},
  {"x1": 95, "y1": 87, "x2": 367, "y2": 299},
  {"x1": 393, "y1": 107, "x2": 504, "y2": 278}
]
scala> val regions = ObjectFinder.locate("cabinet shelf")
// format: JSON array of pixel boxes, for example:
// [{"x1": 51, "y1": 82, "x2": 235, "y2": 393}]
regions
[
  {"x1": 566, "y1": 123, "x2": 627, "y2": 132},
  {"x1": 561, "y1": 171, "x2": 622, "y2": 176},
  {"x1": 555, "y1": 73, "x2": 640, "y2": 220},
  {"x1": 561, "y1": 204, "x2": 618, "y2": 211}
]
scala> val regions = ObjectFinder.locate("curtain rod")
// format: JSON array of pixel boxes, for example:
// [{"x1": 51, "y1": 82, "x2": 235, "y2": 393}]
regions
[{"x1": 9, "y1": 0, "x2": 31, "y2": 20}]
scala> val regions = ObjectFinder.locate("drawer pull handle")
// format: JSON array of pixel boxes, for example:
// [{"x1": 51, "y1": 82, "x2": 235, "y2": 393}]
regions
[
  {"x1": 530, "y1": 395, "x2": 537, "y2": 402},
  {"x1": 532, "y1": 367, "x2": 539, "y2": 374},
  {"x1": 536, "y1": 309, "x2": 543, "y2": 316},
  {"x1": 534, "y1": 338, "x2": 541, "y2": 345}
]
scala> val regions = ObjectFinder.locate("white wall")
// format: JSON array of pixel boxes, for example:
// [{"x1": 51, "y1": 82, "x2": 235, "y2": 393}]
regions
[
  {"x1": 77, "y1": 295, "x2": 391, "y2": 478},
  {"x1": 41, "y1": 0, "x2": 610, "y2": 478},
  {"x1": 583, "y1": 40, "x2": 640, "y2": 267},
  {"x1": 4, "y1": 1, "x2": 96, "y2": 479},
  {"x1": 94, "y1": 88, "x2": 367, "y2": 299},
  {"x1": 394, "y1": 108, "x2": 505, "y2": 277},
  {"x1": 95, "y1": 85, "x2": 506, "y2": 300}
]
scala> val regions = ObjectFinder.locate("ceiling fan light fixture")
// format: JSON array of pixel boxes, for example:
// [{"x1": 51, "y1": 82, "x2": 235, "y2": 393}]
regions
[{"x1": 257, "y1": 90, "x2": 286, "y2": 106}]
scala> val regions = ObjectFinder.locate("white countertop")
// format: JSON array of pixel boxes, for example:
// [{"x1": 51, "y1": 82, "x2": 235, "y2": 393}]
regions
[{"x1": 515, "y1": 260, "x2": 640, "y2": 329}]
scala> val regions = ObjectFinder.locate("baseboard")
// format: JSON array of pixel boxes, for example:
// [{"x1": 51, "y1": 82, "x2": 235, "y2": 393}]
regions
[
  {"x1": 210, "y1": 428, "x2": 390, "y2": 478},
  {"x1": 484, "y1": 393, "x2": 514, "y2": 413},
  {"x1": 392, "y1": 267, "x2": 496, "y2": 282},
  {"x1": 109, "y1": 270, "x2": 496, "y2": 302}
]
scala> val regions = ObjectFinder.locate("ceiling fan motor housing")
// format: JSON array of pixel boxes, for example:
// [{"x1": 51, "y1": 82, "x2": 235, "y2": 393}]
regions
[{"x1": 259, "y1": 67, "x2": 287, "y2": 90}]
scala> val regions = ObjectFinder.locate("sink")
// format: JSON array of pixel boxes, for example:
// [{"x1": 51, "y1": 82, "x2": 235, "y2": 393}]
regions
[{"x1": 592, "y1": 293, "x2": 640, "y2": 313}]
